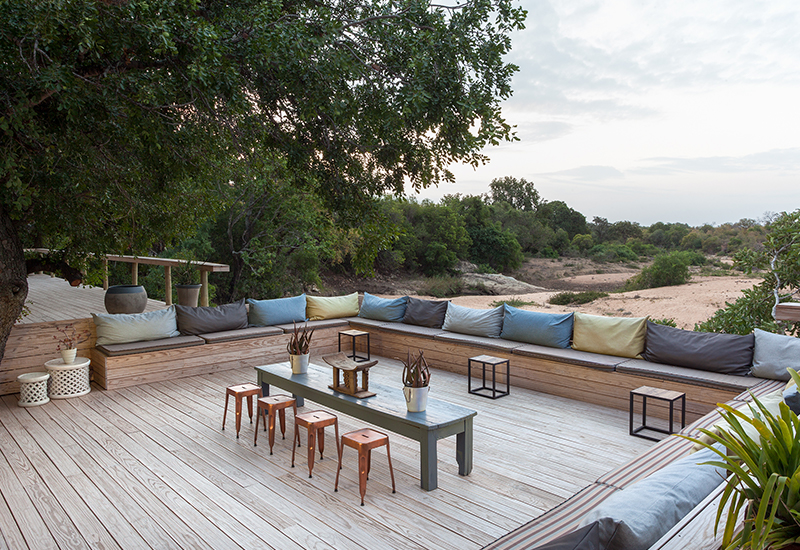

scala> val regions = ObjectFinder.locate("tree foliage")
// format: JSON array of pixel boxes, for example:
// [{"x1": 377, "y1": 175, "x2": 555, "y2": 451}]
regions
[
  {"x1": 0, "y1": 0, "x2": 526, "y2": 360},
  {"x1": 489, "y1": 176, "x2": 540, "y2": 211}
]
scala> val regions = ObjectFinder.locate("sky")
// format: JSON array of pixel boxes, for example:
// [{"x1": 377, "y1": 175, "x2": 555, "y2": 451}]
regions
[{"x1": 417, "y1": 0, "x2": 800, "y2": 226}]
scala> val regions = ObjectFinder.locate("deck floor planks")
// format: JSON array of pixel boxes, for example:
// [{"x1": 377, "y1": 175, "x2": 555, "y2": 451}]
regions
[{"x1": 0, "y1": 357, "x2": 655, "y2": 550}]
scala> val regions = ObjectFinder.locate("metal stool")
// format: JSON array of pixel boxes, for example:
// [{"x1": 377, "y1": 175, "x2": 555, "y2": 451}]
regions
[
  {"x1": 335, "y1": 428, "x2": 396, "y2": 505},
  {"x1": 254, "y1": 394, "x2": 297, "y2": 454},
  {"x1": 292, "y1": 410, "x2": 340, "y2": 478},
  {"x1": 222, "y1": 383, "x2": 262, "y2": 438}
]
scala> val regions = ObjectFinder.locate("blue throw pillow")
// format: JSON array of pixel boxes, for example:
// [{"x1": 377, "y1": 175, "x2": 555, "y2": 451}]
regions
[
  {"x1": 500, "y1": 305, "x2": 573, "y2": 349},
  {"x1": 358, "y1": 293, "x2": 408, "y2": 323},
  {"x1": 247, "y1": 294, "x2": 307, "y2": 326}
]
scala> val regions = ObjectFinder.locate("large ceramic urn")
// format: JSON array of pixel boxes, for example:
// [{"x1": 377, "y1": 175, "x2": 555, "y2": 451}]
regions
[{"x1": 104, "y1": 285, "x2": 148, "y2": 314}]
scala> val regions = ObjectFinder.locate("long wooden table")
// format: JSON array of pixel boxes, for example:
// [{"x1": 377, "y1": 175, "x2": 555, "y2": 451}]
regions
[{"x1": 255, "y1": 362, "x2": 477, "y2": 491}]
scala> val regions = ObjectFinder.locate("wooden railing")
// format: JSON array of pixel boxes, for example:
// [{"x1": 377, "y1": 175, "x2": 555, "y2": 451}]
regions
[
  {"x1": 103, "y1": 255, "x2": 229, "y2": 307},
  {"x1": 26, "y1": 249, "x2": 229, "y2": 307},
  {"x1": 776, "y1": 303, "x2": 800, "y2": 323}
]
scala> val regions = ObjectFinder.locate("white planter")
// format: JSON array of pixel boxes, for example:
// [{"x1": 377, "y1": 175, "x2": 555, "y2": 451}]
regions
[
  {"x1": 403, "y1": 385, "x2": 429, "y2": 412},
  {"x1": 289, "y1": 353, "x2": 310, "y2": 375},
  {"x1": 60, "y1": 348, "x2": 78, "y2": 364}
]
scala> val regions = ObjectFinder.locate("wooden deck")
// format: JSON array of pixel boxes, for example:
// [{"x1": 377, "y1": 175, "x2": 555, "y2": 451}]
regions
[{"x1": 0, "y1": 357, "x2": 652, "y2": 549}]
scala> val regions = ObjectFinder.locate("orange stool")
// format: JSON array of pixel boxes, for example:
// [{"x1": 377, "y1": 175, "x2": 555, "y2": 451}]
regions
[
  {"x1": 254, "y1": 394, "x2": 297, "y2": 454},
  {"x1": 292, "y1": 410, "x2": 340, "y2": 478},
  {"x1": 222, "y1": 383, "x2": 262, "y2": 438},
  {"x1": 335, "y1": 428, "x2": 396, "y2": 505}
]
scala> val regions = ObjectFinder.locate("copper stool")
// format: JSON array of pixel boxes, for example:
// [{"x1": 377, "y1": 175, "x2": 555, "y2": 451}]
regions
[
  {"x1": 222, "y1": 383, "x2": 262, "y2": 438},
  {"x1": 335, "y1": 428, "x2": 396, "y2": 506},
  {"x1": 254, "y1": 394, "x2": 297, "y2": 454},
  {"x1": 292, "y1": 410, "x2": 340, "y2": 478}
]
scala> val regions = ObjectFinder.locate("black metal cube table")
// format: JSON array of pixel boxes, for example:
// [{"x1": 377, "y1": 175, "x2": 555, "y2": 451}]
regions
[
  {"x1": 338, "y1": 329, "x2": 370, "y2": 362},
  {"x1": 468, "y1": 354, "x2": 510, "y2": 399},
  {"x1": 629, "y1": 385, "x2": 686, "y2": 441}
]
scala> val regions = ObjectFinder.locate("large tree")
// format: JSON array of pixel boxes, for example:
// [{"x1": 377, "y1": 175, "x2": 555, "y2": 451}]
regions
[{"x1": 0, "y1": 0, "x2": 525, "y2": 361}]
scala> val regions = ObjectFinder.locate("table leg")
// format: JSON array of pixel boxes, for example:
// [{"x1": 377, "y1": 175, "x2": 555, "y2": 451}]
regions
[
  {"x1": 456, "y1": 417, "x2": 473, "y2": 476},
  {"x1": 420, "y1": 431, "x2": 438, "y2": 491}
]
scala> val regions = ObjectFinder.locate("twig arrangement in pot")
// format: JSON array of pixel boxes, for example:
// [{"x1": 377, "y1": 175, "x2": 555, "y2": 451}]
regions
[
  {"x1": 53, "y1": 323, "x2": 91, "y2": 364},
  {"x1": 402, "y1": 349, "x2": 431, "y2": 412},
  {"x1": 287, "y1": 322, "x2": 314, "y2": 374}
]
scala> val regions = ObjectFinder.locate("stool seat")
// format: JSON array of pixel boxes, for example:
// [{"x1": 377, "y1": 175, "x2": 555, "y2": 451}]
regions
[
  {"x1": 292, "y1": 410, "x2": 340, "y2": 478},
  {"x1": 17, "y1": 372, "x2": 50, "y2": 408},
  {"x1": 223, "y1": 383, "x2": 262, "y2": 438},
  {"x1": 255, "y1": 395, "x2": 297, "y2": 454},
  {"x1": 335, "y1": 428, "x2": 396, "y2": 505}
]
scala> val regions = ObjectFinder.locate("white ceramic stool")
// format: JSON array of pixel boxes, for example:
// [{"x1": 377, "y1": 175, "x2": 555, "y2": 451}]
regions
[{"x1": 17, "y1": 372, "x2": 51, "y2": 407}]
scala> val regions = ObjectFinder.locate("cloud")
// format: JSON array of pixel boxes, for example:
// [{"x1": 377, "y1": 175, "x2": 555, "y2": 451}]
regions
[
  {"x1": 541, "y1": 165, "x2": 625, "y2": 181},
  {"x1": 633, "y1": 148, "x2": 800, "y2": 175}
]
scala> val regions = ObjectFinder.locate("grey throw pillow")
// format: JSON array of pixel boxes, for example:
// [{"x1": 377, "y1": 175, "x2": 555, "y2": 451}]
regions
[
  {"x1": 93, "y1": 306, "x2": 180, "y2": 345},
  {"x1": 175, "y1": 299, "x2": 248, "y2": 335},
  {"x1": 442, "y1": 303, "x2": 504, "y2": 338},
  {"x1": 642, "y1": 321, "x2": 754, "y2": 375},
  {"x1": 751, "y1": 328, "x2": 800, "y2": 381},
  {"x1": 402, "y1": 297, "x2": 449, "y2": 328},
  {"x1": 580, "y1": 445, "x2": 726, "y2": 550},
  {"x1": 533, "y1": 522, "x2": 599, "y2": 550}
]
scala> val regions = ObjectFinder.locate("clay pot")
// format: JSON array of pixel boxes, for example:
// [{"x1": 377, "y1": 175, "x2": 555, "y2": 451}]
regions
[{"x1": 104, "y1": 285, "x2": 148, "y2": 314}]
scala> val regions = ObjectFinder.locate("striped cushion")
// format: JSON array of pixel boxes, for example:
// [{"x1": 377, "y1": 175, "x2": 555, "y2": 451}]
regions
[
  {"x1": 483, "y1": 484, "x2": 620, "y2": 550},
  {"x1": 734, "y1": 378, "x2": 786, "y2": 401},
  {"x1": 596, "y1": 435, "x2": 695, "y2": 489}
]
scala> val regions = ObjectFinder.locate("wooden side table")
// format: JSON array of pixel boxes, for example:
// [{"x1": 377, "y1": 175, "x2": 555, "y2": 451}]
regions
[
  {"x1": 338, "y1": 329, "x2": 370, "y2": 362},
  {"x1": 629, "y1": 386, "x2": 686, "y2": 441},
  {"x1": 44, "y1": 357, "x2": 91, "y2": 399},
  {"x1": 468, "y1": 355, "x2": 510, "y2": 399}
]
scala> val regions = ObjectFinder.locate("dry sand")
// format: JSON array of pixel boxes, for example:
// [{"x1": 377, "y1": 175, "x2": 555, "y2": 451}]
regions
[{"x1": 413, "y1": 275, "x2": 759, "y2": 330}]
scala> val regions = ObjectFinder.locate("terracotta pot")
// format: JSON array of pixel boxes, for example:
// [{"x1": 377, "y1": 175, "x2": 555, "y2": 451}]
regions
[
  {"x1": 105, "y1": 285, "x2": 147, "y2": 314},
  {"x1": 176, "y1": 284, "x2": 202, "y2": 307}
]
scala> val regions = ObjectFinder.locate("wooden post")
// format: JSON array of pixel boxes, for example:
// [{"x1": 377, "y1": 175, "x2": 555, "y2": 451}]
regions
[
  {"x1": 200, "y1": 270, "x2": 209, "y2": 307},
  {"x1": 103, "y1": 258, "x2": 109, "y2": 290},
  {"x1": 131, "y1": 262, "x2": 138, "y2": 285},
  {"x1": 165, "y1": 266, "x2": 172, "y2": 306}
]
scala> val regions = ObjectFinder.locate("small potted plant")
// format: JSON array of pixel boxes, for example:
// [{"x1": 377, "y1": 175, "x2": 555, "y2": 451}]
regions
[
  {"x1": 402, "y1": 349, "x2": 431, "y2": 412},
  {"x1": 54, "y1": 323, "x2": 91, "y2": 364},
  {"x1": 286, "y1": 322, "x2": 314, "y2": 374}
]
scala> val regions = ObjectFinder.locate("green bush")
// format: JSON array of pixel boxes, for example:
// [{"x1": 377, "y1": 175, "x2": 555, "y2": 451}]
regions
[
  {"x1": 419, "y1": 276, "x2": 463, "y2": 298},
  {"x1": 548, "y1": 291, "x2": 608, "y2": 305},
  {"x1": 468, "y1": 225, "x2": 523, "y2": 271},
  {"x1": 588, "y1": 243, "x2": 638, "y2": 263},
  {"x1": 650, "y1": 317, "x2": 677, "y2": 328},
  {"x1": 624, "y1": 251, "x2": 691, "y2": 291}
]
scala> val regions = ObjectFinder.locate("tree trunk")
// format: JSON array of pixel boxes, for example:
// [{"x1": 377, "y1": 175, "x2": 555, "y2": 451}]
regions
[{"x1": 0, "y1": 206, "x2": 27, "y2": 364}]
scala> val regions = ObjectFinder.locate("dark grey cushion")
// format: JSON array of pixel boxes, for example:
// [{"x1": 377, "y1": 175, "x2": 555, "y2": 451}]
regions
[
  {"x1": 580, "y1": 445, "x2": 726, "y2": 550},
  {"x1": 784, "y1": 385, "x2": 800, "y2": 414},
  {"x1": 533, "y1": 522, "x2": 599, "y2": 550},
  {"x1": 402, "y1": 297, "x2": 449, "y2": 328},
  {"x1": 175, "y1": 299, "x2": 248, "y2": 335},
  {"x1": 642, "y1": 321, "x2": 754, "y2": 375}
]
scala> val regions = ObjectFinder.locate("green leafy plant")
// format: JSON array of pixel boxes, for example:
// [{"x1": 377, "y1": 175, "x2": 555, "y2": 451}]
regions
[
  {"x1": 173, "y1": 259, "x2": 200, "y2": 286},
  {"x1": 687, "y1": 368, "x2": 800, "y2": 549},
  {"x1": 401, "y1": 349, "x2": 431, "y2": 388},
  {"x1": 286, "y1": 322, "x2": 314, "y2": 356},
  {"x1": 419, "y1": 275, "x2": 463, "y2": 298},
  {"x1": 650, "y1": 317, "x2": 678, "y2": 328},
  {"x1": 548, "y1": 291, "x2": 608, "y2": 306},
  {"x1": 53, "y1": 323, "x2": 91, "y2": 351},
  {"x1": 490, "y1": 297, "x2": 539, "y2": 308}
]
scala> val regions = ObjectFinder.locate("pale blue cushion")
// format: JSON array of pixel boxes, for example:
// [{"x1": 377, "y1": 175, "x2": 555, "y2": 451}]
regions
[
  {"x1": 358, "y1": 293, "x2": 408, "y2": 323},
  {"x1": 93, "y1": 307, "x2": 180, "y2": 346},
  {"x1": 500, "y1": 305, "x2": 573, "y2": 349},
  {"x1": 752, "y1": 328, "x2": 800, "y2": 381},
  {"x1": 247, "y1": 295, "x2": 306, "y2": 327},
  {"x1": 442, "y1": 303, "x2": 504, "y2": 338},
  {"x1": 580, "y1": 445, "x2": 726, "y2": 550}
]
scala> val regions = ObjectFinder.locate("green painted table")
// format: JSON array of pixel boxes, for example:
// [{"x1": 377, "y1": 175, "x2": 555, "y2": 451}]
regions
[{"x1": 255, "y1": 362, "x2": 477, "y2": 491}]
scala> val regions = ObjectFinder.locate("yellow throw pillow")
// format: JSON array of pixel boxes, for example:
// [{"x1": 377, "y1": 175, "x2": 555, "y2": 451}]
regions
[
  {"x1": 306, "y1": 292, "x2": 359, "y2": 321},
  {"x1": 571, "y1": 312, "x2": 647, "y2": 358}
]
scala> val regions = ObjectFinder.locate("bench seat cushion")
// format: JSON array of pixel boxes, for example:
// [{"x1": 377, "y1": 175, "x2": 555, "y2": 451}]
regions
[
  {"x1": 511, "y1": 344, "x2": 623, "y2": 371},
  {"x1": 274, "y1": 318, "x2": 350, "y2": 332},
  {"x1": 97, "y1": 335, "x2": 205, "y2": 356},
  {"x1": 434, "y1": 331, "x2": 524, "y2": 353},
  {"x1": 374, "y1": 321, "x2": 446, "y2": 339},
  {"x1": 342, "y1": 317, "x2": 391, "y2": 329},
  {"x1": 484, "y1": 483, "x2": 620, "y2": 550},
  {"x1": 200, "y1": 326, "x2": 283, "y2": 344},
  {"x1": 616, "y1": 358, "x2": 760, "y2": 392}
]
